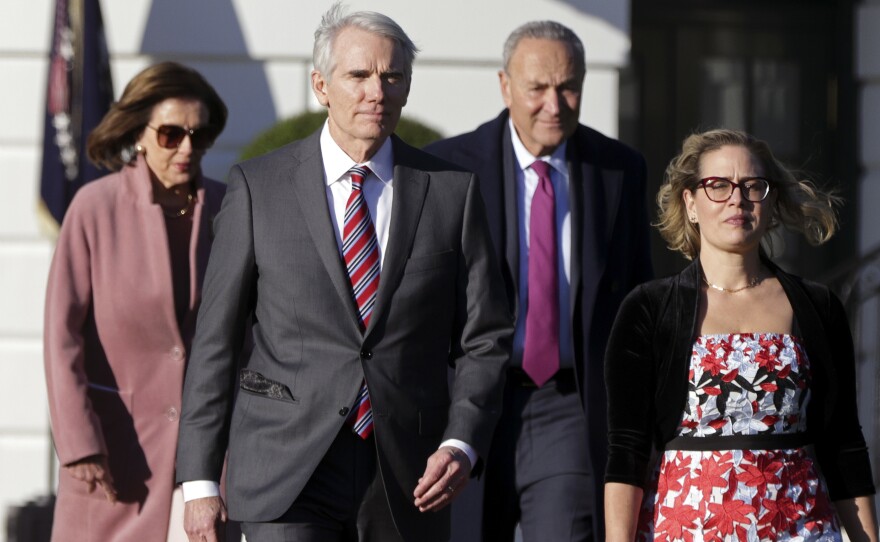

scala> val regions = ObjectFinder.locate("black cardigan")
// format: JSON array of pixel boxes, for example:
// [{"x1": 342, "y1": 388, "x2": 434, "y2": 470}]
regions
[{"x1": 604, "y1": 258, "x2": 875, "y2": 500}]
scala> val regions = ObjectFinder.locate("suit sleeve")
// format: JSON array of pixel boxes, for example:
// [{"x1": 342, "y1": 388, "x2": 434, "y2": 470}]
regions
[
  {"x1": 604, "y1": 284, "x2": 657, "y2": 488},
  {"x1": 176, "y1": 165, "x2": 256, "y2": 483},
  {"x1": 43, "y1": 193, "x2": 107, "y2": 465},
  {"x1": 444, "y1": 174, "x2": 513, "y2": 463}
]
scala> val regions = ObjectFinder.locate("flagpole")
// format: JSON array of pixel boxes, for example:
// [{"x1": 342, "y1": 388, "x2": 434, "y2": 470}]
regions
[
  {"x1": 38, "y1": 0, "x2": 113, "y2": 233},
  {"x1": 39, "y1": 0, "x2": 114, "y2": 495}
]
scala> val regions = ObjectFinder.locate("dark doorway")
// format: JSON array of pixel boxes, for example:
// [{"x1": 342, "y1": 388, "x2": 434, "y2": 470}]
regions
[{"x1": 623, "y1": 0, "x2": 856, "y2": 280}]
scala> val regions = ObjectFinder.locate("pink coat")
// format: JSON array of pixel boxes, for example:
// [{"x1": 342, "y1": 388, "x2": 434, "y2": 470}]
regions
[{"x1": 43, "y1": 156, "x2": 225, "y2": 542}]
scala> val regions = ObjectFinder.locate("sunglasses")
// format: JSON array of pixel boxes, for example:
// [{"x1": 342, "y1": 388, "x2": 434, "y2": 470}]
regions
[{"x1": 146, "y1": 124, "x2": 218, "y2": 150}]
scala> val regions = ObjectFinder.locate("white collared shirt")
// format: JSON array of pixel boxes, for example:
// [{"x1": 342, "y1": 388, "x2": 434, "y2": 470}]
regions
[
  {"x1": 508, "y1": 118, "x2": 574, "y2": 369},
  {"x1": 320, "y1": 122, "x2": 394, "y2": 264}
]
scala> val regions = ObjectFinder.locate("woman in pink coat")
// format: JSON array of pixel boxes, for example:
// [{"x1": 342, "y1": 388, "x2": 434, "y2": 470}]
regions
[{"x1": 43, "y1": 62, "x2": 227, "y2": 542}]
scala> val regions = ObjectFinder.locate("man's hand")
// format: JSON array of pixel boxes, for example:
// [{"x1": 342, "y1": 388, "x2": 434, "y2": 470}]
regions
[
  {"x1": 184, "y1": 496, "x2": 227, "y2": 542},
  {"x1": 413, "y1": 446, "x2": 472, "y2": 512},
  {"x1": 65, "y1": 455, "x2": 117, "y2": 503}
]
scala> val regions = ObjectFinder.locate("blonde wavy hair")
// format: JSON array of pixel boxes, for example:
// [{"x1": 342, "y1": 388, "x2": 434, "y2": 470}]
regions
[{"x1": 655, "y1": 129, "x2": 841, "y2": 260}]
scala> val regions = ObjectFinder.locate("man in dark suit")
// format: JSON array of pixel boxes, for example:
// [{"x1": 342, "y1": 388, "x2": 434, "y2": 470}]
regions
[
  {"x1": 426, "y1": 21, "x2": 652, "y2": 542},
  {"x1": 174, "y1": 6, "x2": 512, "y2": 542}
]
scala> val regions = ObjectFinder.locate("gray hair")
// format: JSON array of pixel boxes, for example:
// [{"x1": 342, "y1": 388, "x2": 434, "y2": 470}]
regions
[
  {"x1": 313, "y1": 3, "x2": 419, "y2": 80},
  {"x1": 502, "y1": 20, "x2": 586, "y2": 75}
]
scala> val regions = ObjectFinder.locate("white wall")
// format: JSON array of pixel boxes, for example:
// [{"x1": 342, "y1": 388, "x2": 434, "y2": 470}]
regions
[
  {"x1": 99, "y1": 0, "x2": 630, "y2": 182},
  {"x1": 0, "y1": 0, "x2": 632, "y2": 533},
  {"x1": 0, "y1": 0, "x2": 61, "y2": 532}
]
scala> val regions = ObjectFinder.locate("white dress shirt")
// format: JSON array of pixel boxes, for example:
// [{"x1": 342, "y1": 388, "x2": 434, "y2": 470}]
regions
[
  {"x1": 509, "y1": 118, "x2": 575, "y2": 369},
  {"x1": 182, "y1": 123, "x2": 475, "y2": 502},
  {"x1": 321, "y1": 123, "x2": 394, "y2": 265}
]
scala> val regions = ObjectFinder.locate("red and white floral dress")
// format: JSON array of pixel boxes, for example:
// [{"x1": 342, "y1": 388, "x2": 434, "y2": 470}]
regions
[{"x1": 638, "y1": 333, "x2": 841, "y2": 541}]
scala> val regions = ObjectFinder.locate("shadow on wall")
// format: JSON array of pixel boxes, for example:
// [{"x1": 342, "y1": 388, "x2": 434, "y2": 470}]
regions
[
  {"x1": 140, "y1": 0, "x2": 277, "y2": 178},
  {"x1": 553, "y1": 0, "x2": 628, "y2": 33}
]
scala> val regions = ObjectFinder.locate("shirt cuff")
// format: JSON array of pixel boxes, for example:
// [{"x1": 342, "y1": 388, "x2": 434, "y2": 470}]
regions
[
  {"x1": 439, "y1": 439, "x2": 478, "y2": 473},
  {"x1": 181, "y1": 480, "x2": 221, "y2": 502}
]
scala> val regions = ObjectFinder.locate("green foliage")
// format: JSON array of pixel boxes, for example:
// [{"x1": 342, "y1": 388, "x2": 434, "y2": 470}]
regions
[
  {"x1": 395, "y1": 116, "x2": 445, "y2": 149},
  {"x1": 239, "y1": 110, "x2": 444, "y2": 161},
  {"x1": 239, "y1": 111, "x2": 327, "y2": 161}
]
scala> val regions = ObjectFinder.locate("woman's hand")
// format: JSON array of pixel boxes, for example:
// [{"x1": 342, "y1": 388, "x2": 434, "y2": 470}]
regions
[
  {"x1": 835, "y1": 496, "x2": 879, "y2": 542},
  {"x1": 65, "y1": 454, "x2": 117, "y2": 503},
  {"x1": 605, "y1": 482, "x2": 644, "y2": 542}
]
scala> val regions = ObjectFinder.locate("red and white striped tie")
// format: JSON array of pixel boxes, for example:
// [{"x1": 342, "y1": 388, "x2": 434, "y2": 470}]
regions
[{"x1": 343, "y1": 165, "x2": 379, "y2": 439}]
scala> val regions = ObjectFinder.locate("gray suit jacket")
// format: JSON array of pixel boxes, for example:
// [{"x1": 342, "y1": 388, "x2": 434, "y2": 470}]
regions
[{"x1": 175, "y1": 130, "x2": 512, "y2": 542}]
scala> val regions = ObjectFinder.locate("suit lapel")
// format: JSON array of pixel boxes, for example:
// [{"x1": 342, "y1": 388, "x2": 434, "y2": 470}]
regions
[
  {"x1": 567, "y1": 154, "x2": 584, "y2": 321},
  {"x1": 366, "y1": 139, "x2": 429, "y2": 337},
  {"x1": 501, "y1": 123, "x2": 521, "y2": 318},
  {"x1": 124, "y1": 157, "x2": 186, "y2": 347},
  {"x1": 289, "y1": 133, "x2": 364, "y2": 332},
  {"x1": 571, "y1": 133, "x2": 624, "y2": 314},
  {"x1": 459, "y1": 114, "x2": 516, "y2": 316}
]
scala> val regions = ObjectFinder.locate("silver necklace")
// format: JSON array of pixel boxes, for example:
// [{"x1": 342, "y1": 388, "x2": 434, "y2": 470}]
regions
[{"x1": 702, "y1": 272, "x2": 762, "y2": 294}]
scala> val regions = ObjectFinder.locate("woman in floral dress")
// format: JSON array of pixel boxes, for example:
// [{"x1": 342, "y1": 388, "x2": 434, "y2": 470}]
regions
[{"x1": 603, "y1": 129, "x2": 877, "y2": 542}]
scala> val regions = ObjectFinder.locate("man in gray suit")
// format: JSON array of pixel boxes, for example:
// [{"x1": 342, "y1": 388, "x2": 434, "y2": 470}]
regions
[{"x1": 174, "y1": 5, "x2": 512, "y2": 542}]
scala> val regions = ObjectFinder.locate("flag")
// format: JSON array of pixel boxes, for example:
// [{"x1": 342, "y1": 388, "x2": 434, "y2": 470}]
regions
[{"x1": 39, "y1": 0, "x2": 113, "y2": 228}]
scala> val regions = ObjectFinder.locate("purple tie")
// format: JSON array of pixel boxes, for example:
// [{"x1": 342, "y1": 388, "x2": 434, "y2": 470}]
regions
[
  {"x1": 522, "y1": 160, "x2": 560, "y2": 387},
  {"x1": 343, "y1": 165, "x2": 379, "y2": 439}
]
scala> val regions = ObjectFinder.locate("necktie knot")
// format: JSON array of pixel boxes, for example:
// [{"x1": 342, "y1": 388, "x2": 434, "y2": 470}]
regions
[
  {"x1": 349, "y1": 165, "x2": 371, "y2": 190},
  {"x1": 530, "y1": 160, "x2": 551, "y2": 180}
]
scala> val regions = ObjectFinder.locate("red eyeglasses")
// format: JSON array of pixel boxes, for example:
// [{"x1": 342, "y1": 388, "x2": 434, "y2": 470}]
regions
[
  {"x1": 698, "y1": 177, "x2": 771, "y2": 202},
  {"x1": 146, "y1": 124, "x2": 218, "y2": 150}
]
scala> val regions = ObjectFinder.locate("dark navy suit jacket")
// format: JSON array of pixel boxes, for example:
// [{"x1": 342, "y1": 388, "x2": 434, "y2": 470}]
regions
[{"x1": 426, "y1": 110, "x2": 653, "y2": 536}]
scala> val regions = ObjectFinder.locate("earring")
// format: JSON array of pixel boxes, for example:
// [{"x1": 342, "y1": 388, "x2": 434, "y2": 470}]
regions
[
  {"x1": 136, "y1": 144, "x2": 144, "y2": 154},
  {"x1": 690, "y1": 214, "x2": 697, "y2": 223}
]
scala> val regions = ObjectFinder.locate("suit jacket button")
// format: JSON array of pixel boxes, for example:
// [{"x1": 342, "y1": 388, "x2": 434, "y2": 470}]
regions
[
  {"x1": 166, "y1": 407, "x2": 179, "y2": 421},
  {"x1": 170, "y1": 346, "x2": 185, "y2": 361},
  {"x1": 339, "y1": 407, "x2": 350, "y2": 416},
  {"x1": 360, "y1": 351, "x2": 373, "y2": 360}
]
